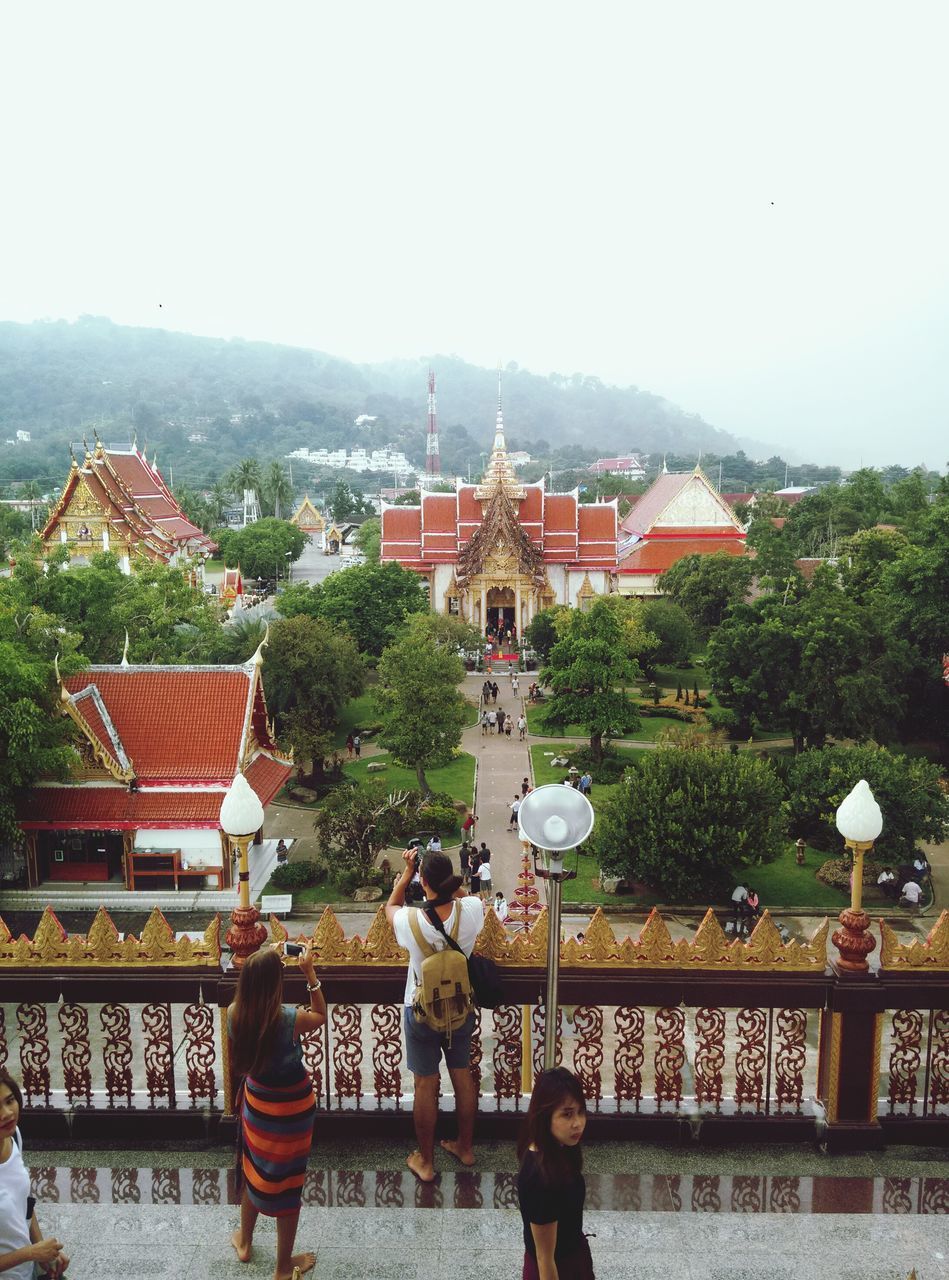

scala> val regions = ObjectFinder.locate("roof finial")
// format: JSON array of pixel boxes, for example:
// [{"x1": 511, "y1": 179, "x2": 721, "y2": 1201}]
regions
[
  {"x1": 250, "y1": 622, "x2": 270, "y2": 667},
  {"x1": 661, "y1": 453, "x2": 668, "y2": 475},
  {"x1": 121, "y1": 630, "x2": 130, "y2": 667},
  {"x1": 54, "y1": 653, "x2": 70, "y2": 702}
]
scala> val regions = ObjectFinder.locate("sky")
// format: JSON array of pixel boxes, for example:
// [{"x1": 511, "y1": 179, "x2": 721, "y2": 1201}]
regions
[{"x1": 1, "y1": 1, "x2": 947, "y2": 469}]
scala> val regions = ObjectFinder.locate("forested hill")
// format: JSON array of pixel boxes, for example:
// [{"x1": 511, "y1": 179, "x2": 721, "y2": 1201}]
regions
[{"x1": 0, "y1": 316, "x2": 750, "y2": 489}]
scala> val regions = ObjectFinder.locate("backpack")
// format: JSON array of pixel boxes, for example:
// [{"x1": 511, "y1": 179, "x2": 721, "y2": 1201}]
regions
[
  {"x1": 422, "y1": 903, "x2": 506, "y2": 1011},
  {"x1": 408, "y1": 906, "x2": 473, "y2": 1040}
]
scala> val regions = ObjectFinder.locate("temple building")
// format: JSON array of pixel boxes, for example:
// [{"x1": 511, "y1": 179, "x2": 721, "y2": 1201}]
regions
[
  {"x1": 42, "y1": 440, "x2": 214, "y2": 574},
  {"x1": 380, "y1": 398, "x2": 617, "y2": 631},
  {"x1": 289, "y1": 495, "x2": 325, "y2": 536},
  {"x1": 616, "y1": 467, "x2": 746, "y2": 595},
  {"x1": 16, "y1": 646, "x2": 291, "y2": 893}
]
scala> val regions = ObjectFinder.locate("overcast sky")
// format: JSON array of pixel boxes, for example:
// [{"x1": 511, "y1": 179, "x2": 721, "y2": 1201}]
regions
[{"x1": 2, "y1": 1, "x2": 947, "y2": 469}]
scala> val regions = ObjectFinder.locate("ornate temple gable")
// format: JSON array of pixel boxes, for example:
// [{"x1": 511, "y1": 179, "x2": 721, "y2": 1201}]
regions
[
  {"x1": 290, "y1": 495, "x2": 324, "y2": 531},
  {"x1": 649, "y1": 469, "x2": 742, "y2": 533},
  {"x1": 456, "y1": 483, "x2": 546, "y2": 587},
  {"x1": 239, "y1": 648, "x2": 291, "y2": 771},
  {"x1": 61, "y1": 683, "x2": 135, "y2": 784}
]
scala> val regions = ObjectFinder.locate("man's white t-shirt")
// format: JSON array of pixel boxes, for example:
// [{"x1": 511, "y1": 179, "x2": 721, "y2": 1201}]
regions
[
  {"x1": 478, "y1": 859, "x2": 492, "y2": 883},
  {"x1": 392, "y1": 897, "x2": 485, "y2": 1006},
  {"x1": 902, "y1": 880, "x2": 922, "y2": 903}
]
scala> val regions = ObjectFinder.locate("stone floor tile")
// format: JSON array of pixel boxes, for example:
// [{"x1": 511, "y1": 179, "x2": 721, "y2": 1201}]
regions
[{"x1": 63, "y1": 1242, "x2": 200, "y2": 1279}]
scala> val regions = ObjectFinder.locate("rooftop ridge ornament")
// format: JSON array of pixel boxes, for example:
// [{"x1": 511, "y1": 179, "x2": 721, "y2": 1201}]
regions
[
  {"x1": 0, "y1": 906, "x2": 221, "y2": 967},
  {"x1": 880, "y1": 911, "x2": 949, "y2": 970},
  {"x1": 475, "y1": 364, "x2": 524, "y2": 498}
]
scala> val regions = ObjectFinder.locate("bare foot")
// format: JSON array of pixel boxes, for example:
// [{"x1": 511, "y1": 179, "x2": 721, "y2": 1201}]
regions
[
  {"x1": 275, "y1": 1253, "x2": 315, "y2": 1280},
  {"x1": 231, "y1": 1229, "x2": 252, "y2": 1263},
  {"x1": 440, "y1": 1139, "x2": 476, "y2": 1167},
  {"x1": 406, "y1": 1150, "x2": 438, "y2": 1183}
]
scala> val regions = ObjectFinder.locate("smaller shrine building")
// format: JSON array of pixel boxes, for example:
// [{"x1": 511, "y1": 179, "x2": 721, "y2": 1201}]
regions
[{"x1": 17, "y1": 650, "x2": 291, "y2": 892}]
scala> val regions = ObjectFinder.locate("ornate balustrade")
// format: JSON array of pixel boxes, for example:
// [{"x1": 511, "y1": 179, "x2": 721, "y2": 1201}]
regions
[{"x1": 1, "y1": 904, "x2": 947, "y2": 1149}]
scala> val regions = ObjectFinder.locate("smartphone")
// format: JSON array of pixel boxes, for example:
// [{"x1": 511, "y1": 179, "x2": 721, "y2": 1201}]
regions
[{"x1": 284, "y1": 942, "x2": 304, "y2": 957}]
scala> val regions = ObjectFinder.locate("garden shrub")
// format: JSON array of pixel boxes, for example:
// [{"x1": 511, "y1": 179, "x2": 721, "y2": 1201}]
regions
[{"x1": 269, "y1": 860, "x2": 325, "y2": 890}]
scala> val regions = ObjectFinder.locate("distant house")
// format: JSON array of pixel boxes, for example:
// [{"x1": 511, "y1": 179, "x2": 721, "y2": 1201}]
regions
[
  {"x1": 616, "y1": 467, "x2": 746, "y2": 596},
  {"x1": 589, "y1": 455, "x2": 646, "y2": 479},
  {"x1": 773, "y1": 486, "x2": 817, "y2": 505}
]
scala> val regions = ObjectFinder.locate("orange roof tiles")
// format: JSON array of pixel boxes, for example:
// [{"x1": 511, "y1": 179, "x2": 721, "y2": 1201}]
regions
[
  {"x1": 619, "y1": 537, "x2": 746, "y2": 574},
  {"x1": 64, "y1": 668, "x2": 253, "y2": 782}
]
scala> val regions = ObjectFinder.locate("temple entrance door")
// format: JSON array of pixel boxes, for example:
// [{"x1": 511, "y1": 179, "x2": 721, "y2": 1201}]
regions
[
  {"x1": 40, "y1": 830, "x2": 123, "y2": 883},
  {"x1": 486, "y1": 587, "x2": 516, "y2": 643}
]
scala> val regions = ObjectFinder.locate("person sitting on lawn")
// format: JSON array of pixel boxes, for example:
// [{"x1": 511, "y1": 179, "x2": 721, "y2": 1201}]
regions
[
  {"x1": 877, "y1": 867, "x2": 898, "y2": 898},
  {"x1": 900, "y1": 878, "x2": 923, "y2": 907}
]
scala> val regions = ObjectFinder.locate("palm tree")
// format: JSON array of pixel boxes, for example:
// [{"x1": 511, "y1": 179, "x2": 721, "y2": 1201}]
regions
[
  {"x1": 263, "y1": 461, "x2": 294, "y2": 521},
  {"x1": 227, "y1": 458, "x2": 263, "y2": 497},
  {"x1": 209, "y1": 481, "x2": 233, "y2": 525}
]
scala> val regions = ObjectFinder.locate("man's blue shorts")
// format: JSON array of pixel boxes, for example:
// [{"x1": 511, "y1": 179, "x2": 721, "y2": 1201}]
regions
[{"x1": 403, "y1": 1006, "x2": 475, "y2": 1076}]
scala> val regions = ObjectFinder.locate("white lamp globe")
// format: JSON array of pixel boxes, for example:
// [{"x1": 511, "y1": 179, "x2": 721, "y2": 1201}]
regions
[
  {"x1": 220, "y1": 773, "x2": 265, "y2": 838},
  {"x1": 835, "y1": 779, "x2": 883, "y2": 844}
]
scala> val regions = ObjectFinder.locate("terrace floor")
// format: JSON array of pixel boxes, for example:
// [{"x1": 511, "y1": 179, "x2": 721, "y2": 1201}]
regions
[{"x1": 27, "y1": 1139, "x2": 948, "y2": 1279}]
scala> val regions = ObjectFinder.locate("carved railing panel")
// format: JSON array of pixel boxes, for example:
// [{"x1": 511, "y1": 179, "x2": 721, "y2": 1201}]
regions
[
  {"x1": 532, "y1": 1001, "x2": 562, "y2": 1073},
  {"x1": 492, "y1": 1004, "x2": 522, "y2": 1109},
  {"x1": 888, "y1": 1009, "x2": 923, "y2": 1113},
  {"x1": 299, "y1": 1022, "x2": 326, "y2": 1107},
  {"x1": 469, "y1": 1006, "x2": 483, "y2": 1095},
  {"x1": 614, "y1": 1006, "x2": 645, "y2": 1112},
  {"x1": 572, "y1": 1005, "x2": 603, "y2": 1111},
  {"x1": 370, "y1": 1003, "x2": 402, "y2": 1106},
  {"x1": 58, "y1": 1003, "x2": 92, "y2": 1107},
  {"x1": 694, "y1": 1006, "x2": 726, "y2": 1111},
  {"x1": 100, "y1": 1004, "x2": 134, "y2": 1107},
  {"x1": 330, "y1": 1003, "x2": 363, "y2": 1108},
  {"x1": 182, "y1": 1004, "x2": 217, "y2": 1107},
  {"x1": 928, "y1": 1009, "x2": 949, "y2": 1114},
  {"x1": 141, "y1": 1003, "x2": 175, "y2": 1107},
  {"x1": 734, "y1": 1008, "x2": 767, "y2": 1111},
  {"x1": 16, "y1": 1003, "x2": 51, "y2": 1107},
  {"x1": 773, "y1": 1009, "x2": 808, "y2": 1115},
  {"x1": 654, "y1": 1007, "x2": 686, "y2": 1110}
]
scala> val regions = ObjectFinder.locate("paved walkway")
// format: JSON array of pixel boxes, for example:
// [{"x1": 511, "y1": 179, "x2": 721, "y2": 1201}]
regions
[{"x1": 461, "y1": 668, "x2": 534, "y2": 901}]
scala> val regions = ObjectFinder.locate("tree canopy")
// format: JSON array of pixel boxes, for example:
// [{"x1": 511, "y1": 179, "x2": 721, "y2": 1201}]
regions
[
  {"x1": 657, "y1": 552, "x2": 754, "y2": 634},
  {"x1": 374, "y1": 615, "x2": 469, "y2": 794},
  {"x1": 540, "y1": 598, "x2": 643, "y2": 760},
  {"x1": 280, "y1": 561, "x2": 427, "y2": 657},
  {"x1": 590, "y1": 743, "x2": 786, "y2": 898}
]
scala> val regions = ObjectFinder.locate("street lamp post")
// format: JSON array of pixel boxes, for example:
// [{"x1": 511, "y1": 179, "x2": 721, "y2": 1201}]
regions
[
  {"x1": 221, "y1": 772, "x2": 267, "y2": 967},
  {"x1": 518, "y1": 786, "x2": 595, "y2": 1069},
  {"x1": 831, "y1": 779, "x2": 883, "y2": 972}
]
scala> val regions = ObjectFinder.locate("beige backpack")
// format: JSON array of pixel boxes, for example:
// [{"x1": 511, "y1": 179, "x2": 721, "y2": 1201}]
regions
[{"x1": 408, "y1": 906, "x2": 473, "y2": 1040}]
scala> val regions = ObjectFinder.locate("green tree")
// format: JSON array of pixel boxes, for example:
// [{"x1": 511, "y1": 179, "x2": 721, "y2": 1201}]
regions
[
  {"x1": 228, "y1": 457, "x2": 263, "y2": 498},
  {"x1": 374, "y1": 615, "x2": 469, "y2": 795},
  {"x1": 785, "y1": 744, "x2": 948, "y2": 862},
  {"x1": 354, "y1": 516, "x2": 381, "y2": 563},
  {"x1": 315, "y1": 782, "x2": 421, "y2": 885},
  {"x1": 262, "y1": 461, "x2": 294, "y2": 520},
  {"x1": 590, "y1": 743, "x2": 786, "y2": 898},
  {"x1": 707, "y1": 572, "x2": 911, "y2": 752},
  {"x1": 639, "y1": 599, "x2": 695, "y2": 670},
  {"x1": 523, "y1": 606, "x2": 567, "y2": 663},
  {"x1": 313, "y1": 561, "x2": 427, "y2": 657},
  {"x1": 838, "y1": 526, "x2": 909, "y2": 604},
  {"x1": 213, "y1": 518, "x2": 306, "y2": 582},
  {"x1": 0, "y1": 601, "x2": 82, "y2": 836},
  {"x1": 264, "y1": 615, "x2": 365, "y2": 785},
  {"x1": 540, "y1": 598, "x2": 643, "y2": 761},
  {"x1": 329, "y1": 480, "x2": 373, "y2": 522},
  {"x1": 657, "y1": 552, "x2": 754, "y2": 634}
]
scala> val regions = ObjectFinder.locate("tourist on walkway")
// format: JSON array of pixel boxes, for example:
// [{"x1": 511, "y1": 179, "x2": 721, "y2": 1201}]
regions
[
  {"x1": 228, "y1": 942, "x2": 326, "y2": 1280},
  {"x1": 353, "y1": 734, "x2": 361, "y2": 759},
  {"x1": 522, "y1": 777, "x2": 531, "y2": 797},
  {"x1": 517, "y1": 1067, "x2": 593, "y2": 1280},
  {"x1": 481, "y1": 710, "x2": 490, "y2": 735},
  {"x1": 469, "y1": 849, "x2": 482, "y2": 897},
  {"x1": 497, "y1": 708, "x2": 506, "y2": 735},
  {"x1": 460, "y1": 841, "x2": 472, "y2": 885},
  {"x1": 0, "y1": 1066, "x2": 69, "y2": 1279},
  {"x1": 512, "y1": 674, "x2": 519, "y2": 696},
  {"x1": 426, "y1": 834, "x2": 442, "y2": 853},
  {"x1": 346, "y1": 733, "x2": 355, "y2": 759},
  {"x1": 509, "y1": 795, "x2": 522, "y2": 830},
  {"x1": 488, "y1": 709, "x2": 497, "y2": 733},
  {"x1": 491, "y1": 681, "x2": 499, "y2": 702},
  {"x1": 478, "y1": 852, "x2": 493, "y2": 898},
  {"x1": 493, "y1": 891, "x2": 509, "y2": 923},
  {"x1": 386, "y1": 849, "x2": 483, "y2": 1183},
  {"x1": 877, "y1": 867, "x2": 898, "y2": 899},
  {"x1": 462, "y1": 811, "x2": 477, "y2": 838},
  {"x1": 504, "y1": 716, "x2": 513, "y2": 739},
  {"x1": 517, "y1": 713, "x2": 527, "y2": 740}
]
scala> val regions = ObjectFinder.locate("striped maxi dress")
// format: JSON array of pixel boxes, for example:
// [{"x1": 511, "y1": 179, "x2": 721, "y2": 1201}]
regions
[{"x1": 231, "y1": 1005, "x2": 316, "y2": 1216}]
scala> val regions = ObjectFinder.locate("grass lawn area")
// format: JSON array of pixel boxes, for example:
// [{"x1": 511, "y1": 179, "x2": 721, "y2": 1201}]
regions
[
  {"x1": 530, "y1": 741, "x2": 644, "y2": 809},
  {"x1": 626, "y1": 713, "x2": 706, "y2": 742},
  {"x1": 737, "y1": 842, "x2": 846, "y2": 912},
  {"x1": 258, "y1": 879, "x2": 342, "y2": 906},
  {"x1": 525, "y1": 705, "x2": 590, "y2": 737},
  {"x1": 204, "y1": 557, "x2": 224, "y2": 574},
  {"x1": 341, "y1": 750, "x2": 476, "y2": 844},
  {"x1": 562, "y1": 856, "x2": 660, "y2": 907},
  {"x1": 332, "y1": 692, "x2": 378, "y2": 746}
]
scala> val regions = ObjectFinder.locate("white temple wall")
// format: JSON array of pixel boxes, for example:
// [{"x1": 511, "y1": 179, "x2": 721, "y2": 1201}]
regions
[{"x1": 134, "y1": 827, "x2": 222, "y2": 866}]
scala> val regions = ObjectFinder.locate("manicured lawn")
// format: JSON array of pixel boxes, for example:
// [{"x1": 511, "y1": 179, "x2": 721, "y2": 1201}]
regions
[
  {"x1": 562, "y1": 856, "x2": 659, "y2": 907},
  {"x1": 258, "y1": 878, "x2": 342, "y2": 906},
  {"x1": 626, "y1": 713, "x2": 705, "y2": 742},
  {"x1": 204, "y1": 558, "x2": 224, "y2": 574},
  {"x1": 525, "y1": 705, "x2": 590, "y2": 738},
  {"x1": 529, "y1": 742, "x2": 644, "y2": 811},
  {"x1": 341, "y1": 750, "x2": 476, "y2": 844},
  {"x1": 332, "y1": 692, "x2": 378, "y2": 746},
  {"x1": 743, "y1": 843, "x2": 848, "y2": 912}
]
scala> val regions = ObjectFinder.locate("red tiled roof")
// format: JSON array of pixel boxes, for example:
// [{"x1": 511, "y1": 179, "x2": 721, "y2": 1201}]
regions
[
  {"x1": 64, "y1": 668, "x2": 253, "y2": 781},
  {"x1": 421, "y1": 493, "x2": 457, "y2": 535},
  {"x1": 578, "y1": 504, "x2": 617, "y2": 543},
  {"x1": 20, "y1": 754, "x2": 290, "y2": 829},
  {"x1": 721, "y1": 493, "x2": 754, "y2": 506},
  {"x1": 543, "y1": 494, "x2": 577, "y2": 533},
  {"x1": 457, "y1": 486, "x2": 482, "y2": 524},
  {"x1": 619, "y1": 537, "x2": 746, "y2": 574},
  {"x1": 619, "y1": 472, "x2": 693, "y2": 535},
  {"x1": 381, "y1": 506, "x2": 421, "y2": 539},
  {"x1": 520, "y1": 485, "x2": 543, "y2": 525}
]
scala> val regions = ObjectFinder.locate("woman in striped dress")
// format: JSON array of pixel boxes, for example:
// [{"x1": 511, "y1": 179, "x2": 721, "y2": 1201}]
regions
[{"x1": 229, "y1": 942, "x2": 326, "y2": 1280}]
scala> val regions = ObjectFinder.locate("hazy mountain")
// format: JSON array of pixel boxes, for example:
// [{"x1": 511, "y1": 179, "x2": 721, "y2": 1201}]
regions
[{"x1": 0, "y1": 317, "x2": 757, "y2": 488}]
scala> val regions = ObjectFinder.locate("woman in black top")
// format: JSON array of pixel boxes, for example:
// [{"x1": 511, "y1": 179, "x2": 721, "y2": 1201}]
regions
[{"x1": 516, "y1": 1067, "x2": 593, "y2": 1280}]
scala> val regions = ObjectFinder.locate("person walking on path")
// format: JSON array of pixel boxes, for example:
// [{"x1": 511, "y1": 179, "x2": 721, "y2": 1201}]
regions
[
  {"x1": 517, "y1": 713, "x2": 527, "y2": 741},
  {"x1": 512, "y1": 674, "x2": 519, "y2": 696},
  {"x1": 462, "y1": 811, "x2": 477, "y2": 839},
  {"x1": 480, "y1": 710, "x2": 490, "y2": 735},
  {"x1": 386, "y1": 849, "x2": 483, "y2": 1183},
  {"x1": 522, "y1": 777, "x2": 531, "y2": 797},
  {"x1": 497, "y1": 708, "x2": 506, "y2": 735},
  {"x1": 504, "y1": 716, "x2": 513, "y2": 739},
  {"x1": 353, "y1": 734, "x2": 361, "y2": 759},
  {"x1": 488, "y1": 708, "x2": 497, "y2": 734},
  {"x1": 491, "y1": 681, "x2": 499, "y2": 703},
  {"x1": 346, "y1": 733, "x2": 355, "y2": 760},
  {"x1": 477, "y1": 852, "x2": 493, "y2": 899},
  {"x1": 228, "y1": 941, "x2": 326, "y2": 1280},
  {"x1": 509, "y1": 795, "x2": 521, "y2": 830}
]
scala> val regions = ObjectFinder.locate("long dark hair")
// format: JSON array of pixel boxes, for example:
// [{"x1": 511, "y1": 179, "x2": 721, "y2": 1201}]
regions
[
  {"x1": 420, "y1": 850, "x2": 463, "y2": 906},
  {"x1": 229, "y1": 946, "x2": 285, "y2": 1078},
  {"x1": 517, "y1": 1067, "x2": 586, "y2": 1185}
]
